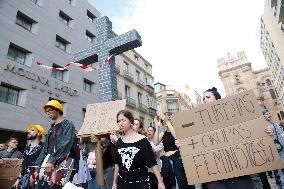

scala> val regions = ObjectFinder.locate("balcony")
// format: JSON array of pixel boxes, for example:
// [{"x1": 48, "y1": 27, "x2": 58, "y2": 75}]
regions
[
  {"x1": 168, "y1": 108, "x2": 179, "y2": 114},
  {"x1": 123, "y1": 70, "x2": 133, "y2": 81},
  {"x1": 138, "y1": 103, "x2": 148, "y2": 113},
  {"x1": 148, "y1": 108, "x2": 157, "y2": 117},
  {"x1": 126, "y1": 97, "x2": 136, "y2": 108},
  {"x1": 145, "y1": 83, "x2": 155, "y2": 94},
  {"x1": 115, "y1": 64, "x2": 120, "y2": 74},
  {"x1": 136, "y1": 79, "x2": 145, "y2": 89}
]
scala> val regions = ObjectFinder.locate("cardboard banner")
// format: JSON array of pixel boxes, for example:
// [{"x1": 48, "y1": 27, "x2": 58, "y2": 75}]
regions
[
  {"x1": 0, "y1": 158, "x2": 23, "y2": 179},
  {"x1": 78, "y1": 99, "x2": 126, "y2": 136},
  {"x1": 172, "y1": 90, "x2": 283, "y2": 184}
]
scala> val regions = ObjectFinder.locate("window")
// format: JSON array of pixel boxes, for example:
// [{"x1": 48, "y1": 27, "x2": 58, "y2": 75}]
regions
[
  {"x1": 87, "y1": 10, "x2": 96, "y2": 22},
  {"x1": 138, "y1": 92, "x2": 142, "y2": 105},
  {"x1": 0, "y1": 84, "x2": 20, "y2": 105},
  {"x1": 59, "y1": 11, "x2": 71, "y2": 26},
  {"x1": 125, "y1": 86, "x2": 131, "y2": 99},
  {"x1": 83, "y1": 79, "x2": 93, "y2": 93},
  {"x1": 134, "y1": 55, "x2": 139, "y2": 61},
  {"x1": 234, "y1": 74, "x2": 241, "y2": 85},
  {"x1": 82, "y1": 108, "x2": 86, "y2": 121},
  {"x1": 124, "y1": 62, "x2": 129, "y2": 73},
  {"x1": 281, "y1": 111, "x2": 284, "y2": 120},
  {"x1": 85, "y1": 30, "x2": 95, "y2": 43},
  {"x1": 266, "y1": 79, "x2": 272, "y2": 86},
  {"x1": 15, "y1": 12, "x2": 33, "y2": 31},
  {"x1": 167, "y1": 100, "x2": 177, "y2": 113},
  {"x1": 7, "y1": 45, "x2": 27, "y2": 65},
  {"x1": 136, "y1": 70, "x2": 140, "y2": 81},
  {"x1": 51, "y1": 64, "x2": 64, "y2": 81},
  {"x1": 55, "y1": 36, "x2": 69, "y2": 52},
  {"x1": 269, "y1": 89, "x2": 277, "y2": 99}
]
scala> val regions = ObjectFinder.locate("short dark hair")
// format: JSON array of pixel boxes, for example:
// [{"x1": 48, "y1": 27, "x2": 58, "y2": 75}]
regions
[
  {"x1": 148, "y1": 126, "x2": 156, "y2": 133},
  {"x1": 117, "y1": 110, "x2": 134, "y2": 124},
  {"x1": 204, "y1": 87, "x2": 221, "y2": 100},
  {"x1": 6, "y1": 138, "x2": 19, "y2": 145}
]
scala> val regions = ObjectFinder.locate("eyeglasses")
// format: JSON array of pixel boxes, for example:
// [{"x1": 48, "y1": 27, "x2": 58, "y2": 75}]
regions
[{"x1": 45, "y1": 109, "x2": 56, "y2": 113}]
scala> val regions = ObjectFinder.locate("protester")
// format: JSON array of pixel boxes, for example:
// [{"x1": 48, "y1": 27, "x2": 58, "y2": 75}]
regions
[
  {"x1": 0, "y1": 142, "x2": 7, "y2": 151},
  {"x1": 201, "y1": 87, "x2": 254, "y2": 189},
  {"x1": 154, "y1": 112, "x2": 193, "y2": 189},
  {"x1": 133, "y1": 118, "x2": 145, "y2": 135},
  {"x1": 0, "y1": 137, "x2": 22, "y2": 158},
  {"x1": 147, "y1": 125, "x2": 164, "y2": 189},
  {"x1": 73, "y1": 142, "x2": 90, "y2": 188},
  {"x1": 101, "y1": 137, "x2": 115, "y2": 189},
  {"x1": 262, "y1": 108, "x2": 284, "y2": 189},
  {"x1": 87, "y1": 148, "x2": 100, "y2": 189},
  {"x1": 112, "y1": 110, "x2": 165, "y2": 189},
  {"x1": 31, "y1": 100, "x2": 78, "y2": 189},
  {"x1": 13, "y1": 124, "x2": 45, "y2": 189}
]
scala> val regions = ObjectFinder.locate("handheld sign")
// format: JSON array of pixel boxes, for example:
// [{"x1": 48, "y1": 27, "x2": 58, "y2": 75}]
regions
[
  {"x1": 78, "y1": 99, "x2": 126, "y2": 136},
  {"x1": 0, "y1": 158, "x2": 23, "y2": 179},
  {"x1": 172, "y1": 90, "x2": 283, "y2": 184}
]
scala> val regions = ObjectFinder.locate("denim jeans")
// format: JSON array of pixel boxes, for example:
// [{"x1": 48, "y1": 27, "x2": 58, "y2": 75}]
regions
[
  {"x1": 88, "y1": 168, "x2": 100, "y2": 189},
  {"x1": 101, "y1": 166, "x2": 114, "y2": 189}
]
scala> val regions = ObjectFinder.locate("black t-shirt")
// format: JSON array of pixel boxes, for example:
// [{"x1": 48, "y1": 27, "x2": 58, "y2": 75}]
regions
[
  {"x1": 115, "y1": 137, "x2": 157, "y2": 182},
  {"x1": 162, "y1": 131, "x2": 178, "y2": 152},
  {"x1": 103, "y1": 144, "x2": 114, "y2": 170}
]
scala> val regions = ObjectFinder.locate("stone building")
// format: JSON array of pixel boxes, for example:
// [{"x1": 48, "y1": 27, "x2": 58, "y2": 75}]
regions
[
  {"x1": 116, "y1": 50, "x2": 156, "y2": 127},
  {"x1": 218, "y1": 51, "x2": 284, "y2": 123},
  {"x1": 260, "y1": 0, "x2": 284, "y2": 109},
  {"x1": 154, "y1": 82, "x2": 201, "y2": 115}
]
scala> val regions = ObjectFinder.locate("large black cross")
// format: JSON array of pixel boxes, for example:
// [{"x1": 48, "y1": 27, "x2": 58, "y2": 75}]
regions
[{"x1": 73, "y1": 16, "x2": 142, "y2": 102}]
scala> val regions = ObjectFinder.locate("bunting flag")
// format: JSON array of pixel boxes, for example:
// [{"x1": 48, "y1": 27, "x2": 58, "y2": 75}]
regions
[{"x1": 35, "y1": 54, "x2": 114, "y2": 72}]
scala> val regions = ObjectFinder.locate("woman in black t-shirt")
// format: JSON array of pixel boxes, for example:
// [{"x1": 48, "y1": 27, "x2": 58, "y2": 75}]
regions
[{"x1": 112, "y1": 110, "x2": 166, "y2": 189}]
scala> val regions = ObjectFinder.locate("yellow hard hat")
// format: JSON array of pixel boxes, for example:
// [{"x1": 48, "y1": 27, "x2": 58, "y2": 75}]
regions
[
  {"x1": 42, "y1": 100, "x2": 63, "y2": 112},
  {"x1": 26, "y1": 124, "x2": 46, "y2": 138}
]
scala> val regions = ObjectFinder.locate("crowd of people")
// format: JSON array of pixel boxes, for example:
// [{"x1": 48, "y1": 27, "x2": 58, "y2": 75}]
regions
[{"x1": 1, "y1": 87, "x2": 284, "y2": 189}]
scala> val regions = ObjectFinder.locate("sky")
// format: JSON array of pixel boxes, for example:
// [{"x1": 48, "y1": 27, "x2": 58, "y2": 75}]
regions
[{"x1": 88, "y1": 0, "x2": 267, "y2": 96}]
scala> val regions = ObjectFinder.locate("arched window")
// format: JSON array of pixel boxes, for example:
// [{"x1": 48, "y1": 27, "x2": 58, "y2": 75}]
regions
[
  {"x1": 234, "y1": 74, "x2": 241, "y2": 85},
  {"x1": 266, "y1": 79, "x2": 272, "y2": 86},
  {"x1": 269, "y1": 89, "x2": 277, "y2": 99}
]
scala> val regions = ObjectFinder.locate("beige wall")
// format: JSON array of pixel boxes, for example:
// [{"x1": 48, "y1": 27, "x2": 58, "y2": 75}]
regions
[
  {"x1": 115, "y1": 50, "x2": 156, "y2": 127},
  {"x1": 155, "y1": 86, "x2": 196, "y2": 115},
  {"x1": 219, "y1": 51, "x2": 284, "y2": 123},
  {"x1": 260, "y1": 0, "x2": 284, "y2": 109}
]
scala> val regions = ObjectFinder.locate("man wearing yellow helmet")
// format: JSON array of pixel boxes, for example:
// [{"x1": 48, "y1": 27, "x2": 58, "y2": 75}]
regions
[
  {"x1": 13, "y1": 124, "x2": 45, "y2": 189},
  {"x1": 32, "y1": 100, "x2": 78, "y2": 188}
]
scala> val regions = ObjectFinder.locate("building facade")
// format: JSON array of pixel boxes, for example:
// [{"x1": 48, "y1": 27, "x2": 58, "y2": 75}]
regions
[
  {"x1": 218, "y1": 51, "x2": 284, "y2": 123},
  {"x1": 260, "y1": 0, "x2": 284, "y2": 109},
  {"x1": 116, "y1": 50, "x2": 156, "y2": 127},
  {"x1": 154, "y1": 83, "x2": 201, "y2": 115},
  {"x1": 0, "y1": 0, "x2": 101, "y2": 141}
]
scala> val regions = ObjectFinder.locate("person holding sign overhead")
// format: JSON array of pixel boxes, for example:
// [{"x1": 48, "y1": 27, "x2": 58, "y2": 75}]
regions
[
  {"x1": 112, "y1": 110, "x2": 165, "y2": 189},
  {"x1": 202, "y1": 87, "x2": 254, "y2": 189},
  {"x1": 154, "y1": 113, "x2": 193, "y2": 189}
]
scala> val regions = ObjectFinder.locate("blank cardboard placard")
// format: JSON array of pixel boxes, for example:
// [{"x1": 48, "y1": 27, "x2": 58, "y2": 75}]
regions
[
  {"x1": 0, "y1": 158, "x2": 23, "y2": 179},
  {"x1": 172, "y1": 90, "x2": 283, "y2": 184},
  {"x1": 78, "y1": 99, "x2": 126, "y2": 136}
]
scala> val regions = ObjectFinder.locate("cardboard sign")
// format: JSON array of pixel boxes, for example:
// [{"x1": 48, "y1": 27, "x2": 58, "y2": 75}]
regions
[
  {"x1": 78, "y1": 99, "x2": 126, "y2": 136},
  {"x1": 172, "y1": 90, "x2": 283, "y2": 184},
  {"x1": 0, "y1": 158, "x2": 23, "y2": 179}
]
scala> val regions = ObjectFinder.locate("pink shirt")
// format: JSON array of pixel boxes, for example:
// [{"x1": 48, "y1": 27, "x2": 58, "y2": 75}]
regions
[{"x1": 87, "y1": 152, "x2": 96, "y2": 169}]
